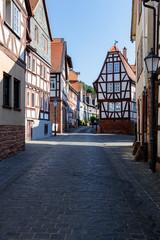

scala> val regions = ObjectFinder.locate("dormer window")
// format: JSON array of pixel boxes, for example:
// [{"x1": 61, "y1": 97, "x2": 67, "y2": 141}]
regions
[{"x1": 5, "y1": 0, "x2": 21, "y2": 36}]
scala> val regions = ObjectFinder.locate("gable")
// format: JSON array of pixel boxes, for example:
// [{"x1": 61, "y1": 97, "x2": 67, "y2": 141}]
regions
[{"x1": 33, "y1": 0, "x2": 52, "y2": 40}]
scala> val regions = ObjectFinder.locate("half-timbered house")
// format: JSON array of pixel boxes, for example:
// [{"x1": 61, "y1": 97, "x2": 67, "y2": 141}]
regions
[
  {"x1": 0, "y1": 0, "x2": 33, "y2": 160},
  {"x1": 93, "y1": 45, "x2": 136, "y2": 134},
  {"x1": 50, "y1": 38, "x2": 73, "y2": 133},
  {"x1": 68, "y1": 70, "x2": 78, "y2": 128},
  {"x1": 25, "y1": 0, "x2": 52, "y2": 140}
]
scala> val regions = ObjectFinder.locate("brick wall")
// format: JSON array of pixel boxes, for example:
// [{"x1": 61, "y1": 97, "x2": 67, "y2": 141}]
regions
[
  {"x1": 100, "y1": 119, "x2": 136, "y2": 135},
  {"x1": 0, "y1": 125, "x2": 25, "y2": 161}
]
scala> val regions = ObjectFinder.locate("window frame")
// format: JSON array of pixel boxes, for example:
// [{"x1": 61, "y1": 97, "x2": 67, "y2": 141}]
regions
[
  {"x1": 5, "y1": 0, "x2": 21, "y2": 37},
  {"x1": 27, "y1": 92, "x2": 30, "y2": 107},
  {"x1": 114, "y1": 62, "x2": 120, "y2": 73},
  {"x1": 114, "y1": 82, "x2": 120, "y2": 93},
  {"x1": 107, "y1": 83, "x2": 113, "y2": 93},
  {"x1": 32, "y1": 93, "x2": 35, "y2": 108},
  {"x1": 32, "y1": 58, "x2": 36, "y2": 73},
  {"x1": 3, "y1": 72, "x2": 11, "y2": 107},
  {"x1": 28, "y1": 54, "x2": 31, "y2": 70},
  {"x1": 107, "y1": 63, "x2": 113, "y2": 73},
  {"x1": 14, "y1": 78, "x2": 20, "y2": 109},
  {"x1": 108, "y1": 102, "x2": 114, "y2": 112},
  {"x1": 34, "y1": 26, "x2": 38, "y2": 43},
  {"x1": 115, "y1": 102, "x2": 121, "y2": 112}
]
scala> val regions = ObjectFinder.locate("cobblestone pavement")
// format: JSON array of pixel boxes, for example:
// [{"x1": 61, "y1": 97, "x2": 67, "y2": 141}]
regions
[{"x1": 0, "y1": 126, "x2": 160, "y2": 240}]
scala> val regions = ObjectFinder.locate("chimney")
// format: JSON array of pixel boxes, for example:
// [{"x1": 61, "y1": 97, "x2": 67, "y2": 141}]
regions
[{"x1": 123, "y1": 47, "x2": 128, "y2": 62}]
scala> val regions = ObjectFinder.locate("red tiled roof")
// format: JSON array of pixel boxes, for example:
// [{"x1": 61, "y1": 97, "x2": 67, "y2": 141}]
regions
[
  {"x1": 70, "y1": 82, "x2": 79, "y2": 92},
  {"x1": 51, "y1": 39, "x2": 64, "y2": 73},
  {"x1": 119, "y1": 52, "x2": 136, "y2": 82},
  {"x1": 69, "y1": 70, "x2": 78, "y2": 81},
  {"x1": 131, "y1": 65, "x2": 136, "y2": 74},
  {"x1": 78, "y1": 83, "x2": 83, "y2": 92},
  {"x1": 108, "y1": 45, "x2": 119, "y2": 53}
]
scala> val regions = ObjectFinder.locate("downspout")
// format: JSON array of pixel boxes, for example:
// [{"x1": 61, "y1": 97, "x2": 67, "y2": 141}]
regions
[
  {"x1": 142, "y1": 5, "x2": 148, "y2": 161},
  {"x1": 143, "y1": 1, "x2": 156, "y2": 53}
]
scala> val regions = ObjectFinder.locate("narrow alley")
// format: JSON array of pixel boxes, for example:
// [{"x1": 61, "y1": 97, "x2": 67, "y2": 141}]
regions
[{"x1": 0, "y1": 126, "x2": 160, "y2": 240}]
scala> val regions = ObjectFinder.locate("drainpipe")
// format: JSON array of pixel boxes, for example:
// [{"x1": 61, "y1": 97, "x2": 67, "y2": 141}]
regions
[
  {"x1": 143, "y1": 5, "x2": 148, "y2": 161},
  {"x1": 143, "y1": 1, "x2": 156, "y2": 53}
]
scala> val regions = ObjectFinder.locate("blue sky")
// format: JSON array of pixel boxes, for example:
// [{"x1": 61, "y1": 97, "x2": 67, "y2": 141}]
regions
[{"x1": 47, "y1": 0, "x2": 135, "y2": 86}]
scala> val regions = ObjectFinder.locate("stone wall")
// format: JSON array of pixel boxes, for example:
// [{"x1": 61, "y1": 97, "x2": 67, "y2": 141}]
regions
[{"x1": 0, "y1": 125, "x2": 25, "y2": 161}]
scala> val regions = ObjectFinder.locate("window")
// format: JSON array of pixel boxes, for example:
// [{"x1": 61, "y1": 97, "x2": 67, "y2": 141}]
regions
[
  {"x1": 5, "y1": 0, "x2": 21, "y2": 36},
  {"x1": 28, "y1": 55, "x2": 31, "y2": 70},
  {"x1": 44, "y1": 38, "x2": 48, "y2": 53},
  {"x1": 41, "y1": 35, "x2": 44, "y2": 49},
  {"x1": 27, "y1": 92, "x2": 30, "y2": 106},
  {"x1": 5, "y1": 0, "x2": 11, "y2": 26},
  {"x1": 50, "y1": 77, "x2": 56, "y2": 89},
  {"x1": 115, "y1": 102, "x2": 121, "y2": 112},
  {"x1": 41, "y1": 96, "x2": 43, "y2": 110},
  {"x1": 40, "y1": 64, "x2": 43, "y2": 77},
  {"x1": 32, "y1": 93, "x2": 34, "y2": 107},
  {"x1": 14, "y1": 79, "x2": 20, "y2": 109},
  {"x1": 114, "y1": 82, "x2": 120, "y2": 92},
  {"x1": 109, "y1": 102, "x2": 114, "y2": 112},
  {"x1": 3, "y1": 73, "x2": 11, "y2": 107},
  {"x1": 34, "y1": 26, "x2": 38, "y2": 43},
  {"x1": 107, "y1": 63, "x2": 113, "y2": 73},
  {"x1": 114, "y1": 62, "x2": 119, "y2": 73},
  {"x1": 44, "y1": 67, "x2": 46, "y2": 79},
  {"x1": 33, "y1": 58, "x2": 36, "y2": 73},
  {"x1": 107, "y1": 83, "x2": 113, "y2": 92},
  {"x1": 13, "y1": 4, "x2": 20, "y2": 35}
]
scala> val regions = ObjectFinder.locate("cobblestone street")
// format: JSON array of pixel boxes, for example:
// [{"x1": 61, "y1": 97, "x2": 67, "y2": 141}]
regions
[{"x1": 0, "y1": 126, "x2": 160, "y2": 240}]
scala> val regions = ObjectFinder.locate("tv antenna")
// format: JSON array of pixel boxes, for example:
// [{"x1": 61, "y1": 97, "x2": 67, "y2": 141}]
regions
[{"x1": 114, "y1": 40, "x2": 118, "y2": 45}]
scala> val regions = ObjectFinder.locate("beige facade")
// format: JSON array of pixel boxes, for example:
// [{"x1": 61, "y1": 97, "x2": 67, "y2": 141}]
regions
[
  {"x1": 0, "y1": 51, "x2": 25, "y2": 126},
  {"x1": 131, "y1": 0, "x2": 160, "y2": 166}
]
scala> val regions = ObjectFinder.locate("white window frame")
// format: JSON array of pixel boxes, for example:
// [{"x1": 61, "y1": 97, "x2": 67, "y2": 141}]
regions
[
  {"x1": 114, "y1": 82, "x2": 120, "y2": 92},
  {"x1": 40, "y1": 64, "x2": 43, "y2": 77},
  {"x1": 32, "y1": 93, "x2": 35, "y2": 108},
  {"x1": 27, "y1": 92, "x2": 30, "y2": 107},
  {"x1": 107, "y1": 63, "x2": 113, "y2": 73},
  {"x1": 50, "y1": 77, "x2": 56, "y2": 90},
  {"x1": 34, "y1": 26, "x2": 38, "y2": 43},
  {"x1": 28, "y1": 54, "x2": 31, "y2": 70},
  {"x1": 108, "y1": 102, "x2": 114, "y2": 112},
  {"x1": 32, "y1": 58, "x2": 36, "y2": 73},
  {"x1": 44, "y1": 66, "x2": 46, "y2": 79},
  {"x1": 5, "y1": 0, "x2": 21, "y2": 36},
  {"x1": 114, "y1": 62, "x2": 120, "y2": 73},
  {"x1": 107, "y1": 83, "x2": 113, "y2": 93},
  {"x1": 115, "y1": 102, "x2": 121, "y2": 112}
]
